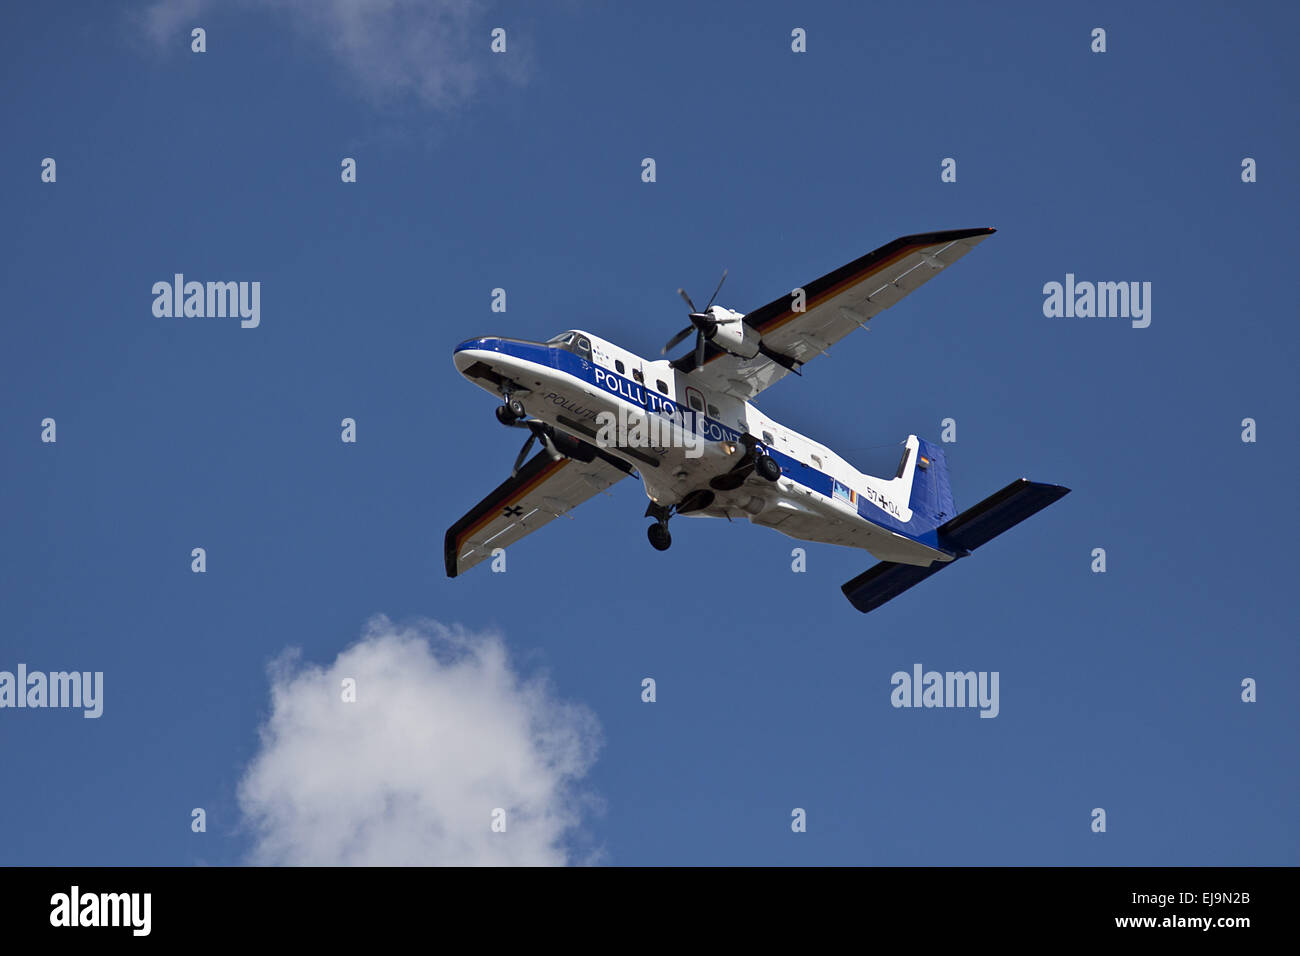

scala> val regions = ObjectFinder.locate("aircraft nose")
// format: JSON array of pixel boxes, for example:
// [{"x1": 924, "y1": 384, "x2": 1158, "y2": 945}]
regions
[{"x1": 453, "y1": 336, "x2": 499, "y2": 373}]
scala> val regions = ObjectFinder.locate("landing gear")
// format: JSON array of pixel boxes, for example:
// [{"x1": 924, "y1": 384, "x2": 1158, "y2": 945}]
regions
[
  {"x1": 709, "y1": 442, "x2": 781, "y2": 491},
  {"x1": 645, "y1": 502, "x2": 672, "y2": 552},
  {"x1": 495, "y1": 396, "x2": 527, "y2": 426},
  {"x1": 647, "y1": 522, "x2": 672, "y2": 551},
  {"x1": 755, "y1": 453, "x2": 781, "y2": 482}
]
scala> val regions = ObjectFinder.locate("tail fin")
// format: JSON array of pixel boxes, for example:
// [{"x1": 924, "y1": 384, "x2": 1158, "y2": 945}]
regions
[{"x1": 905, "y1": 437, "x2": 956, "y2": 529}]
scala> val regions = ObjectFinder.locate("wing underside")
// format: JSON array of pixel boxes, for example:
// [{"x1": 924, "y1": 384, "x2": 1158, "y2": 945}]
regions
[
  {"x1": 673, "y1": 227, "x2": 995, "y2": 400},
  {"x1": 445, "y1": 449, "x2": 633, "y2": 576}
]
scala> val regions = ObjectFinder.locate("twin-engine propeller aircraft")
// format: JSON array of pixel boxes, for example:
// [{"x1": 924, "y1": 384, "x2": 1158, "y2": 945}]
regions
[{"x1": 446, "y1": 228, "x2": 1069, "y2": 614}]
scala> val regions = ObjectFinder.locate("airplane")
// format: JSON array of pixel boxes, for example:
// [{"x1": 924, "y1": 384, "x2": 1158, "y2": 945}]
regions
[{"x1": 446, "y1": 228, "x2": 1069, "y2": 614}]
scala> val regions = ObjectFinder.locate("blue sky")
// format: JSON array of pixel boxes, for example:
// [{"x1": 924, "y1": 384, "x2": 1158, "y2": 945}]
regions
[{"x1": 1, "y1": 0, "x2": 1296, "y2": 865}]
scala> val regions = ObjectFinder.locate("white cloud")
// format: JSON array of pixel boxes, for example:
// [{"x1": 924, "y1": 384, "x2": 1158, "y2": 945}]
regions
[
  {"x1": 140, "y1": 0, "x2": 520, "y2": 110},
  {"x1": 140, "y1": 0, "x2": 205, "y2": 47},
  {"x1": 237, "y1": 616, "x2": 602, "y2": 865}
]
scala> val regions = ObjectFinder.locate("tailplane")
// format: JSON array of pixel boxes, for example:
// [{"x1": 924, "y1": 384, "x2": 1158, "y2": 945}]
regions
[{"x1": 842, "y1": 476, "x2": 1069, "y2": 614}]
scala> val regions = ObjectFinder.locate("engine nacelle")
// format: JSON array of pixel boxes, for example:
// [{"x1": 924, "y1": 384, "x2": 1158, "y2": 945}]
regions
[
  {"x1": 706, "y1": 308, "x2": 761, "y2": 359},
  {"x1": 549, "y1": 428, "x2": 597, "y2": 463}
]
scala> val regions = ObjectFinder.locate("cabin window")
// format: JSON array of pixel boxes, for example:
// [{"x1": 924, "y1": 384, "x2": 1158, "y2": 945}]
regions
[
  {"x1": 707, "y1": 404, "x2": 719, "y2": 417},
  {"x1": 575, "y1": 336, "x2": 591, "y2": 360},
  {"x1": 688, "y1": 393, "x2": 704, "y2": 412},
  {"x1": 657, "y1": 379, "x2": 667, "y2": 393},
  {"x1": 634, "y1": 369, "x2": 644, "y2": 383},
  {"x1": 811, "y1": 454, "x2": 822, "y2": 469},
  {"x1": 615, "y1": 359, "x2": 625, "y2": 374}
]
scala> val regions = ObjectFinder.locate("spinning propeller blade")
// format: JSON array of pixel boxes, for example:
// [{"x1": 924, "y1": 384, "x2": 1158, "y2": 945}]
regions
[{"x1": 664, "y1": 269, "x2": 727, "y2": 359}]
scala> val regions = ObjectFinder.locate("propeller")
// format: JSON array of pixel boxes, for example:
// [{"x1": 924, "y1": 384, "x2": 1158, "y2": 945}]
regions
[
  {"x1": 509, "y1": 419, "x2": 562, "y2": 476},
  {"x1": 663, "y1": 269, "x2": 728, "y2": 365}
]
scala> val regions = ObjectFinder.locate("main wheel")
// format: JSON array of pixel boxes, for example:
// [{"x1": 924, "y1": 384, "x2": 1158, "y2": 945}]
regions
[
  {"x1": 507, "y1": 397, "x2": 526, "y2": 419},
  {"x1": 755, "y1": 454, "x2": 781, "y2": 482},
  {"x1": 495, "y1": 404, "x2": 519, "y2": 426},
  {"x1": 647, "y1": 523, "x2": 672, "y2": 551}
]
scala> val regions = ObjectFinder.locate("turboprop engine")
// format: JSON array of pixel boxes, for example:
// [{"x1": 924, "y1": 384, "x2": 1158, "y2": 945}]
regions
[
  {"x1": 699, "y1": 306, "x2": 761, "y2": 359},
  {"x1": 662, "y1": 271, "x2": 801, "y2": 372}
]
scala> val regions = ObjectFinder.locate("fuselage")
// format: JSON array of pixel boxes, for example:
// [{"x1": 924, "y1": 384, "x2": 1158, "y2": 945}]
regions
[{"x1": 453, "y1": 330, "x2": 955, "y2": 568}]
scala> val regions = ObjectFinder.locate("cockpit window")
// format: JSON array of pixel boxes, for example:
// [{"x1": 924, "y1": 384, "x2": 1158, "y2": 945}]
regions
[{"x1": 546, "y1": 331, "x2": 592, "y2": 361}]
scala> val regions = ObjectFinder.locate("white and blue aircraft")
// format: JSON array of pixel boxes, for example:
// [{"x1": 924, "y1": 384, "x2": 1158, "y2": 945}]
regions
[{"x1": 447, "y1": 228, "x2": 1069, "y2": 613}]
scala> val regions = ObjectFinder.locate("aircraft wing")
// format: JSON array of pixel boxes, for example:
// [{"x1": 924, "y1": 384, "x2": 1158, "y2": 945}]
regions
[
  {"x1": 445, "y1": 448, "x2": 633, "y2": 577},
  {"x1": 672, "y1": 228, "x2": 995, "y2": 401}
]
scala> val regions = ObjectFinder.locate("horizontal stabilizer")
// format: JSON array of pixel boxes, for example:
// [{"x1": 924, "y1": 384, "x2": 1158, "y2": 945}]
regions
[
  {"x1": 841, "y1": 560, "x2": 948, "y2": 614},
  {"x1": 937, "y1": 478, "x2": 1070, "y2": 552},
  {"x1": 841, "y1": 477, "x2": 1070, "y2": 614}
]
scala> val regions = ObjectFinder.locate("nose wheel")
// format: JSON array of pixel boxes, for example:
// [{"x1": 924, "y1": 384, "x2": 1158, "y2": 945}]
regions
[{"x1": 495, "y1": 397, "x2": 527, "y2": 426}]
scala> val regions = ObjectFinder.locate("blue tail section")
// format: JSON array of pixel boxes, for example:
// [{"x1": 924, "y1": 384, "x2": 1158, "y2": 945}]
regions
[
  {"x1": 842, "y1": 476, "x2": 1070, "y2": 614},
  {"x1": 907, "y1": 438, "x2": 956, "y2": 529}
]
